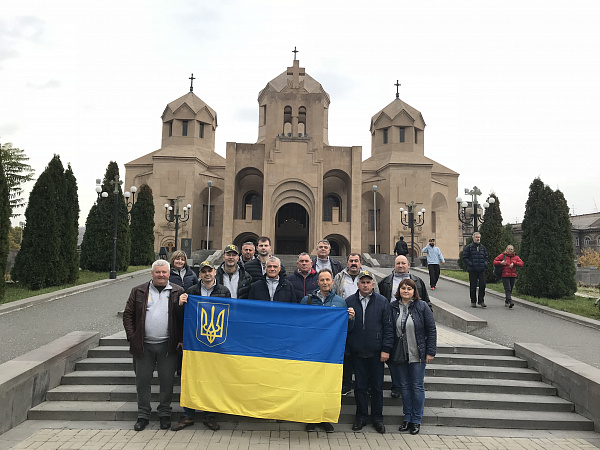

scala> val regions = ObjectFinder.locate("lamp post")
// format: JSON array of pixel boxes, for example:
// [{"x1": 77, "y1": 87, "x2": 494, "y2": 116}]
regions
[
  {"x1": 19, "y1": 221, "x2": 25, "y2": 245},
  {"x1": 165, "y1": 197, "x2": 191, "y2": 251},
  {"x1": 372, "y1": 185, "x2": 377, "y2": 254},
  {"x1": 400, "y1": 201, "x2": 426, "y2": 267},
  {"x1": 96, "y1": 176, "x2": 121, "y2": 280},
  {"x1": 206, "y1": 180, "x2": 212, "y2": 250},
  {"x1": 456, "y1": 186, "x2": 495, "y2": 233},
  {"x1": 124, "y1": 185, "x2": 137, "y2": 216}
]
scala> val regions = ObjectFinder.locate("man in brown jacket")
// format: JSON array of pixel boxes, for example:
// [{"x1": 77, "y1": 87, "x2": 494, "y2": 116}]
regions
[{"x1": 123, "y1": 259, "x2": 186, "y2": 431}]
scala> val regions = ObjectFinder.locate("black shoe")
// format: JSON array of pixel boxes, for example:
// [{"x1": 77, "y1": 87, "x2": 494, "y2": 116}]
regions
[
  {"x1": 509, "y1": 302, "x2": 514, "y2": 309},
  {"x1": 134, "y1": 418, "x2": 149, "y2": 431},
  {"x1": 202, "y1": 415, "x2": 220, "y2": 431},
  {"x1": 373, "y1": 421, "x2": 386, "y2": 434},
  {"x1": 390, "y1": 390, "x2": 401, "y2": 399},
  {"x1": 410, "y1": 423, "x2": 420, "y2": 435},
  {"x1": 505, "y1": 300, "x2": 510, "y2": 307},
  {"x1": 478, "y1": 302, "x2": 487, "y2": 308},
  {"x1": 398, "y1": 421, "x2": 410, "y2": 432},
  {"x1": 341, "y1": 385, "x2": 352, "y2": 396},
  {"x1": 305, "y1": 423, "x2": 317, "y2": 432},
  {"x1": 471, "y1": 303, "x2": 477, "y2": 308},
  {"x1": 321, "y1": 422, "x2": 334, "y2": 433},
  {"x1": 352, "y1": 419, "x2": 366, "y2": 431},
  {"x1": 159, "y1": 416, "x2": 171, "y2": 430}
]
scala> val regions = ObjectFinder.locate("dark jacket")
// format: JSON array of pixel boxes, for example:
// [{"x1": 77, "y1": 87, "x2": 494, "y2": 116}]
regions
[
  {"x1": 215, "y1": 262, "x2": 253, "y2": 299},
  {"x1": 378, "y1": 272, "x2": 431, "y2": 309},
  {"x1": 462, "y1": 242, "x2": 488, "y2": 272},
  {"x1": 186, "y1": 282, "x2": 231, "y2": 298},
  {"x1": 311, "y1": 257, "x2": 343, "y2": 277},
  {"x1": 390, "y1": 299, "x2": 437, "y2": 362},
  {"x1": 301, "y1": 288, "x2": 354, "y2": 332},
  {"x1": 248, "y1": 276, "x2": 296, "y2": 303},
  {"x1": 244, "y1": 258, "x2": 287, "y2": 282},
  {"x1": 345, "y1": 291, "x2": 394, "y2": 358},
  {"x1": 493, "y1": 253, "x2": 524, "y2": 278},
  {"x1": 169, "y1": 266, "x2": 198, "y2": 291},
  {"x1": 394, "y1": 240, "x2": 409, "y2": 256},
  {"x1": 288, "y1": 269, "x2": 319, "y2": 302},
  {"x1": 122, "y1": 282, "x2": 185, "y2": 357}
]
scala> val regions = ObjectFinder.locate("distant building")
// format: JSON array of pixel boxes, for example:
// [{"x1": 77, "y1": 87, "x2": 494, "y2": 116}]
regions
[
  {"x1": 511, "y1": 212, "x2": 600, "y2": 256},
  {"x1": 125, "y1": 57, "x2": 460, "y2": 257}
]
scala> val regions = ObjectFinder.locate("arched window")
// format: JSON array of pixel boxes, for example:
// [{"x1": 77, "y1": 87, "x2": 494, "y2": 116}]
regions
[
  {"x1": 584, "y1": 236, "x2": 591, "y2": 247},
  {"x1": 283, "y1": 106, "x2": 292, "y2": 136},
  {"x1": 243, "y1": 192, "x2": 262, "y2": 220},
  {"x1": 298, "y1": 106, "x2": 306, "y2": 135},
  {"x1": 323, "y1": 194, "x2": 341, "y2": 222}
]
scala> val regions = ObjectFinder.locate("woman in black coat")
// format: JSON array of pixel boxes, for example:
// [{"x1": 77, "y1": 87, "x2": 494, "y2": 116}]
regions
[
  {"x1": 169, "y1": 250, "x2": 198, "y2": 291},
  {"x1": 388, "y1": 278, "x2": 436, "y2": 436}
]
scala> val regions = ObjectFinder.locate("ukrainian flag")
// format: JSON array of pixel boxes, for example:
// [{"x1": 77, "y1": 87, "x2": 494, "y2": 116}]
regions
[{"x1": 180, "y1": 295, "x2": 348, "y2": 423}]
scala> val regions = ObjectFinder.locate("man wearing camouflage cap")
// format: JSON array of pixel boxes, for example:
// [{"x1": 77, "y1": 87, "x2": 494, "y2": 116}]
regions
[{"x1": 344, "y1": 270, "x2": 394, "y2": 434}]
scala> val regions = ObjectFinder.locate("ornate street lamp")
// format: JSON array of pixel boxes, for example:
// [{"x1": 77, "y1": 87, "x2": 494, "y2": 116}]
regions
[
  {"x1": 400, "y1": 201, "x2": 426, "y2": 267},
  {"x1": 165, "y1": 198, "x2": 191, "y2": 251},
  {"x1": 124, "y1": 185, "x2": 137, "y2": 216},
  {"x1": 206, "y1": 180, "x2": 212, "y2": 250},
  {"x1": 373, "y1": 185, "x2": 378, "y2": 254},
  {"x1": 456, "y1": 186, "x2": 495, "y2": 233},
  {"x1": 96, "y1": 176, "x2": 124, "y2": 280}
]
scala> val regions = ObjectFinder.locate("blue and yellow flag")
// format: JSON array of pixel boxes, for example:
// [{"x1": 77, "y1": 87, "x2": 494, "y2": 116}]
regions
[{"x1": 180, "y1": 295, "x2": 348, "y2": 423}]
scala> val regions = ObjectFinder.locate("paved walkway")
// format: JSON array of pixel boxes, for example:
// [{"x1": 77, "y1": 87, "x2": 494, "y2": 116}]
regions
[{"x1": 1, "y1": 267, "x2": 600, "y2": 448}]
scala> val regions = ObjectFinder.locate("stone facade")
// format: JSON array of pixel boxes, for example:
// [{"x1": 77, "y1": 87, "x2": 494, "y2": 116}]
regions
[{"x1": 125, "y1": 59, "x2": 459, "y2": 257}]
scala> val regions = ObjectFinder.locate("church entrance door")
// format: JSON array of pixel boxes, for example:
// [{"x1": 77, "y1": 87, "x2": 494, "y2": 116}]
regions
[{"x1": 275, "y1": 203, "x2": 309, "y2": 255}]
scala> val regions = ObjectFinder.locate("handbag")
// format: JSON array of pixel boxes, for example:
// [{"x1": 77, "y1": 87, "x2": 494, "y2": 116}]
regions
[
  {"x1": 494, "y1": 255, "x2": 505, "y2": 278},
  {"x1": 389, "y1": 336, "x2": 408, "y2": 364}
]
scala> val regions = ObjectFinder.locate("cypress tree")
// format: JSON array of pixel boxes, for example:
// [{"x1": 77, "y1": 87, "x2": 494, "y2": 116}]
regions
[
  {"x1": 46, "y1": 156, "x2": 68, "y2": 284},
  {"x1": 516, "y1": 178, "x2": 576, "y2": 298},
  {"x1": 130, "y1": 184, "x2": 155, "y2": 266},
  {"x1": 0, "y1": 157, "x2": 10, "y2": 300},
  {"x1": 64, "y1": 164, "x2": 80, "y2": 282},
  {"x1": 80, "y1": 162, "x2": 130, "y2": 272},
  {"x1": 479, "y1": 193, "x2": 505, "y2": 282},
  {"x1": 12, "y1": 169, "x2": 61, "y2": 289}
]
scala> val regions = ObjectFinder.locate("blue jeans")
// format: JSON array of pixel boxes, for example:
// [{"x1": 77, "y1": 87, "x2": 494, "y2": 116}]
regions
[
  {"x1": 395, "y1": 361, "x2": 427, "y2": 424},
  {"x1": 352, "y1": 355, "x2": 384, "y2": 423}
]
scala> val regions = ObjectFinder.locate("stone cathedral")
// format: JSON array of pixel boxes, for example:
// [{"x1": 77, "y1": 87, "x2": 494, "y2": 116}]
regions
[{"x1": 124, "y1": 57, "x2": 459, "y2": 258}]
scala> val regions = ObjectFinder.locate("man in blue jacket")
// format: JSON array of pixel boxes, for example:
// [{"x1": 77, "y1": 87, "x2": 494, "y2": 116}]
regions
[
  {"x1": 422, "y1": 238, "x2": 445, "y2": 290},
  {"x1": 345, "y1": 270, "x2": 394, "y2": 434},
  {"x1": 462, "y1": 232, "x2": 488, "y2": 307}
]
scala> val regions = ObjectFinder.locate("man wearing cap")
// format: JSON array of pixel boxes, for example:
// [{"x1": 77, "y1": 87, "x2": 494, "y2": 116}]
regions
[
  {"x1": 171, "y1": 261, "x2": 230, "y2": 433},
  {"x1": 288, "y1": 252, "x2": 319, "y2": 302},
  {"x1": 244, "y1": 236, "x2": 287, "y2": 281},
  {"x1": 345, "y1": 270, "x2": 393, "y2": 434},
  {"x1": 422, "y1": 238, "x2": 445, "y2": 290},
  {"x1": 312, "y1": 239, "x2": 343, "y2": 277},
  {"x1": 248, "y1": 256, "x2": 295, "y2": 302},
  {"x1": 216, "y1": 245, "x2": 252, "y2": 299}
]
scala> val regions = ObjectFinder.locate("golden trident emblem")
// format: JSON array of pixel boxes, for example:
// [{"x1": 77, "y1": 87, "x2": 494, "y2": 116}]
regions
[{"x1": 200, "y1": 305, "x2": 225, "y2": 344}]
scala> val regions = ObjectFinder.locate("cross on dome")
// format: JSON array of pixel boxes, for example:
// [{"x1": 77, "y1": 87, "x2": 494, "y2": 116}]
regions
[
  {"x1": 395, "y1": 80, "x2": 401, "y2": 99},
  {"x1": 189, "y1": 73, "x2": 196, "y2": 92}
]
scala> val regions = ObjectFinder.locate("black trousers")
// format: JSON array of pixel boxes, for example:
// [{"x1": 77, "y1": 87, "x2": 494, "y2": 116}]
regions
[
  {"x1": 428, "y1": 264, "x2": 440, "y2": 287},
  {"x1": 468, "y1": 270, "x2": 486, "y2": 303}
]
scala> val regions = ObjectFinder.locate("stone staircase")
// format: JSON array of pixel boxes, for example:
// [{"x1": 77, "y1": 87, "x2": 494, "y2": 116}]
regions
[{"x1": 28, "y1": 332, "x2": 594, "y2": 430}]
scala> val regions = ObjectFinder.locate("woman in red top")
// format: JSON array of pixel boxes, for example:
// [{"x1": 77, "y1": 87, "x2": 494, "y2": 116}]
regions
[{"x1": 493, "y1": 245, "x2": 524, "y2": 309}]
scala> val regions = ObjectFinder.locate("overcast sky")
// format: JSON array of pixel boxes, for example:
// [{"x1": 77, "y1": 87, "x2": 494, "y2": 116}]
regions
[{"x1": 2, "y1": 0, "x2": 599, "y2": 228}]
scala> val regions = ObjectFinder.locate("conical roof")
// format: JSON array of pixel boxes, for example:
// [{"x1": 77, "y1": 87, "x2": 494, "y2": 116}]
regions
[{"x1": 370, "y1": 98, "x2": 425, "y2": 132}]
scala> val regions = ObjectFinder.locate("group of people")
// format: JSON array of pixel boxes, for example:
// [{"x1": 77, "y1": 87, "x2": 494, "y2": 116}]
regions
[
  {"x1": 396, "y1": 232, "x2": 524, "y2": 309},
  {"x1": 122, "y1": 237, "x2": 438, "y2": 435}
]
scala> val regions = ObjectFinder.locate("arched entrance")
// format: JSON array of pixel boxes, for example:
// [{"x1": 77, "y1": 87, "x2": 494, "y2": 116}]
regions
[{"x1": 275, "y1": 203, "x2": 309, "y2": 254}]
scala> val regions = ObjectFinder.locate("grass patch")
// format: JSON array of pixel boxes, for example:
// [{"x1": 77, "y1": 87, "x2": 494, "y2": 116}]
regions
[
  {"x1": 441, "y1": 270, "x2": 600, "y2": 321},
  {"x1": 1, "y1": 266, "x2": 150, "y2": 305}
]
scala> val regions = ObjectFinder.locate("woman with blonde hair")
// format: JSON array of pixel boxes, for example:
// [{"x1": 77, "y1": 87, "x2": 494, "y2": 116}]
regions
[
  {"x1": 168, "y1": 250, "x2": 198, "y2": 290},
  {"x1": 493, "y1": 245, "x2": 523, "y2": 308}
]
